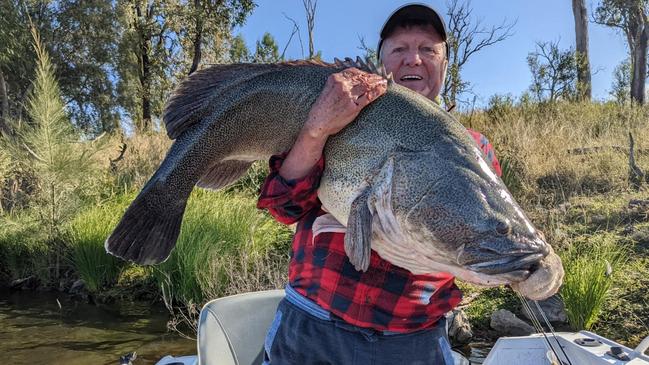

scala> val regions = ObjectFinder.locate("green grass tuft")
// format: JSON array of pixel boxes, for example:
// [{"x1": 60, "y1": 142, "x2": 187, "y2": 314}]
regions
[{"x1": 559, "y1": 232, "x2": 629, "y2": 330}]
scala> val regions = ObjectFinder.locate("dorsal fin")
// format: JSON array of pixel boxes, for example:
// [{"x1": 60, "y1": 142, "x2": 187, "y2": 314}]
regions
[
  {"x1": 163, "y1": 58, "x2": 387, "y2": 139},
  {"x1": 164, "y1": 61, "x2": 336, "y2": 139}
]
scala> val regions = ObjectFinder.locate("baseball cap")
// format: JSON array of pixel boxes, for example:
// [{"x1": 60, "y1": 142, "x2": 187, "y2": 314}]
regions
[{"x1": 377, "y1": 3, "x2": 449, "y2": 58}]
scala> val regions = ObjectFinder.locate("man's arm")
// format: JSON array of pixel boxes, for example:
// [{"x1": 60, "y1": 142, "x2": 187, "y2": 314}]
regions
[
  {"x1": 280, "y1": 68, "x2": 387, "y2": 180},
  {"x1": 258, "y1": 68, "x2": 387, "y2": 224}
]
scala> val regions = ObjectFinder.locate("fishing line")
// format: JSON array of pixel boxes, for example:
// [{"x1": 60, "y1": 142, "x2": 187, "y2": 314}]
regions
[
  {"x1": 515, "y1": 290, "x2": 564, "y2": 364},
  {"x1": 533, "y1": 300, "x2": 573, "y2": 365}
]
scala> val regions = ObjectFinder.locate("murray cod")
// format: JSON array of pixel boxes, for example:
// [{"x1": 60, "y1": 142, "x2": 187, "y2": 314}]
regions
[{"x1": 105, "y1": 58, "x2": 563, "y2": 300}]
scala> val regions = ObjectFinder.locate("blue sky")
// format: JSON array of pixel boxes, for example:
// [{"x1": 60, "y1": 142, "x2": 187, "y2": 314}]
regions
[{"x1": 235, "y1": 0, "x2": 629, "y2": 106}]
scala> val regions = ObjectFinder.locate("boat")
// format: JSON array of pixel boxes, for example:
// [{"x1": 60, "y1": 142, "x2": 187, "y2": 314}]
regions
[{"x1": 155, "y1": 290, "x2": 649, "y2": 365}]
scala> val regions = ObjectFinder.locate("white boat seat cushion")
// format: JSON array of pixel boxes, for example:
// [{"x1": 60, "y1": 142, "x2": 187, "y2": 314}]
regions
[{"x1": 198, "y1": 289, "x2": 285, "y2": 365}]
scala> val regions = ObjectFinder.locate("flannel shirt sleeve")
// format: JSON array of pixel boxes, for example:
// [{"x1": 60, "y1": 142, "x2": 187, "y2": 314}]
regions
[
  {"x1": 467, "y1": 128, "x2": 503, "y2": 177},
  {"x1": 257, "y1": 152, "x2": 325, "y2": 225}
]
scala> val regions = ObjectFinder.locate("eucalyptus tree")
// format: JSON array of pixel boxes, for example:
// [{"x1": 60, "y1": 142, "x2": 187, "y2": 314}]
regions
[
  {"x1": 572, "y1": 0, "x2": 592, "y2": 101},
  {"x1": 594, "y1": 0, "x2": 649, "y2": 104}
]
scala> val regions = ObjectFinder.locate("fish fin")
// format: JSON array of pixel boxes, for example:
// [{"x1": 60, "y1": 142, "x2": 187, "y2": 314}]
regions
[
  {"x1": 345, "y1": 189, "x2": 373, "y2": 272},
  {"x1": 196, "y1": 160, "x2": 253, "y2": 190},
  {"x1": 105, "y1": 182, "x2": 187, "y2": 265}
]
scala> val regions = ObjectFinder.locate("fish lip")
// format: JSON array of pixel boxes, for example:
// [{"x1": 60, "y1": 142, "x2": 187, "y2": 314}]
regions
[{"x1": 466, "y1": 252, "x2": 545, "y2": 276}]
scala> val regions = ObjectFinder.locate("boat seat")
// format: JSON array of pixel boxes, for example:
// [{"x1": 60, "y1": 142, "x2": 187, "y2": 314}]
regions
[{"x1": 197, "y1": 289, "x2": 285, "y2": 365}]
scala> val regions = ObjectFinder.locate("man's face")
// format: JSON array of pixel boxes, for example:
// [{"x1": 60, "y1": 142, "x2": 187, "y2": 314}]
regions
[{"x1": 381, "y1": 25, "x2": 448, "y2": 100}]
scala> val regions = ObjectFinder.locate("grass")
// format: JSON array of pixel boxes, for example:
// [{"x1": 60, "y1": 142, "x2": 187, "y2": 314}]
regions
[
  {"x1": 152, "y1": 189, "x2": 292, "y2": 305},
  {"x1": 66, "y1": 195, "x2": 132, "y2": 292},
  {"x1": 0, "y1": 213, "x2": 52, "y2": 285},
  {"x1": 559, "y1": 232, "x2": 629, "y2": 330}
]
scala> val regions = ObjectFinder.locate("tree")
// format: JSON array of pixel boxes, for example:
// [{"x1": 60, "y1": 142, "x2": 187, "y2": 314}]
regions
[
  {"x1": 167, "y1": 0, "x2": 255, "y2": 75},
  {"x1": 572, "y1": 0, "x2": 592, "y2": 101},
  {"x1": 594, "y1": 0, "x2": 649, "y2": 104},
  {"x1": 527, "y1": 40, "x2": 578, "y2": 103},
  {"x1": 0, "y1": 1, "x2": 38, "y2": 134},
  {"x1": 49, "y1": 0, "x2": 121, "y2": 134},
  {"x1": 14, "y1": 26, "x2": 101, "y2": 276},
  {"x1": 254, "y1": 33, "x2": 281, "y2": 63},
  {"x1": 610, "y1": 59, "x2": 631, "y2": 103},
  {"x1": 229, "y1": 34, "x2": 251, "y2": 62},
  {"x1": 443, "y1": 0, "x2": 515, "y2": 108},
  {"x1": 116, "y1": 0, "x2": 177, "y2": 133},
  {"x1": 0, "y1": 1, "x2": 123, "y2": 135}
]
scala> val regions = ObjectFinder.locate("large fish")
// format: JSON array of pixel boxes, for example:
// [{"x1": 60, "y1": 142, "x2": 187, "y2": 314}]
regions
[{"x1": 105, "y1": 58, "x2": 563, "y2": 300}]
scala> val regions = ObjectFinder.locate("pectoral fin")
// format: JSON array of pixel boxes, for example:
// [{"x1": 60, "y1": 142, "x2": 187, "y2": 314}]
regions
[{"x1": 345, "y1": 189, "x2": 373, "y2": 272}]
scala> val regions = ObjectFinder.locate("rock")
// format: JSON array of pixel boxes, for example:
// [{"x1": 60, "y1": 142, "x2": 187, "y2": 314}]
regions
[
  {"x1": 521, "y1": 294, "x2": 567, "y2": 323},
  {"x1": 70, "y1": 279, "x2": 86, "y2": 294},
  {"x1": 10, "y1": 276, "x2": 39, "y2": 290},
  {"x1": 590, "y1": 214, "x2": 608, "y2": 225},
  {"x1": 490, "y1": 309, "x2": 535, "y2": 336},
  {"x1": 446, "y1": 309, "x2": 473, "y2": 344},
  {"x1": 630, "y1": 227, "x2": 649, "y2": 246}
]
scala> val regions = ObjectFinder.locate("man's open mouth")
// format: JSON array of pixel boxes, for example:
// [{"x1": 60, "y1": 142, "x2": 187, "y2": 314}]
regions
[{"x1": 400, "y1": 75, "x2": 423, "y2": 81}]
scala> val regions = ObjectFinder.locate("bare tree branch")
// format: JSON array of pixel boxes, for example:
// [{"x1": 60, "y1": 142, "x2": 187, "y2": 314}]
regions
[
  {"x1": 443, "y1": 0, "x2": 516, "y2": 107},
  {"x1": 302, "y1": 0, "x2": 317, "y2": 59},
  {"x1": 282, "y1": 13, "x2": 304, "y2": 59}
]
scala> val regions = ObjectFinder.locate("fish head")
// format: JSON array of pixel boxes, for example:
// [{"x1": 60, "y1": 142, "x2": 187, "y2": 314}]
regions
[{"x1": 372, "y1": 147, "x2": 563, "y2": 300}]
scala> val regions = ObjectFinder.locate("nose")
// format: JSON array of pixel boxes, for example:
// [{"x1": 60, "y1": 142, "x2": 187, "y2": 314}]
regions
[{"x1": 404, "y1": 50, "x2": 422, "y2": 66}]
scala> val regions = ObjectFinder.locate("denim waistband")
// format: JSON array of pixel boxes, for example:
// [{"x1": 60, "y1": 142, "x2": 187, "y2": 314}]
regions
[{"x1": 284, "y1": 285, "x2": 410, "y2": 336}]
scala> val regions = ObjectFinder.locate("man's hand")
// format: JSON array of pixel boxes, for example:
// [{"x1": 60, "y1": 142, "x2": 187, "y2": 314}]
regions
[
  {"x1": 304, "y1": 68, "x2": 388, "y2": 139},
  {"x1": 279, "y1": 68, "x2": 387, "y2": 181}
]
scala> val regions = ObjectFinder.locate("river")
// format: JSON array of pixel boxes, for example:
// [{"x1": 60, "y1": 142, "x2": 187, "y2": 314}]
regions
[
  {"x1": 1, "y1": 289, "x2": 491, "y2": 364},
  {"x1": 0, "y1": 289, "x2": 195, "y2": 365}
]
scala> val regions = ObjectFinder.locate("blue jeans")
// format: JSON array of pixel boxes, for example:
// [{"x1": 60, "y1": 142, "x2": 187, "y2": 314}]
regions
[{"x1": 263, "y1": 287, "x2": 454, "y2": 364}]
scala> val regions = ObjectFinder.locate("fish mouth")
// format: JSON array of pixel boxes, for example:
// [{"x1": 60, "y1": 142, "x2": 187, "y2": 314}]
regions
[{"x1": 466, "y1": 252, "x2": 546, "y2": 278}]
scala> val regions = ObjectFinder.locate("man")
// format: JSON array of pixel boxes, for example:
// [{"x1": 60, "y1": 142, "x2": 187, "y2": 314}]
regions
[{"x1": 257, "y1": 4, "x2": 501, "y2": 364}]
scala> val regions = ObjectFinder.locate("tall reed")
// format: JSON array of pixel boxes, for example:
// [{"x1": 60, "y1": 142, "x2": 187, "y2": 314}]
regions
[{"x1": 559, "y1": 232, "x2": 628, "y2": 330}]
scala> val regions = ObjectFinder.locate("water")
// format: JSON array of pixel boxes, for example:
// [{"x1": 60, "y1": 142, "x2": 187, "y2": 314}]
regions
[
  {"x1": 1, "y1": 289, "x2": 492, "y2": 365},
  {"x1": 0, "y1": 289, "x2": 196, "y2": 365},
  {"x1": 457, "y1": 342, "x2": 493, "y2": 364}
]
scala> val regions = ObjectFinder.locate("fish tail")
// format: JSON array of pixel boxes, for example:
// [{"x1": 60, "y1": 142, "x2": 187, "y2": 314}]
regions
[{"x1": 105, "y1": 180, "x2": 188, "y2": 265}]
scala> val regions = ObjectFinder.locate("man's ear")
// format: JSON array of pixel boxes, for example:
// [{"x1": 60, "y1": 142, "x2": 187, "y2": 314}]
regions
[{"x1": 440, "y1": 57, "x2": 449, "y2": 86}]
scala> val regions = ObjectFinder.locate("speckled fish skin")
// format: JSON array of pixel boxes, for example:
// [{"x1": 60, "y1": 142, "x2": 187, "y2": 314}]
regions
[{"x1": 105, "y1": 60, "x2": 561, "y2": 296}]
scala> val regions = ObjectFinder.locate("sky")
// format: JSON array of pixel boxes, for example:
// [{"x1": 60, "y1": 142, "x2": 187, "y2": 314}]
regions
[{"x1": 234, "y1": 0, "x2": 629, "y2": 106}]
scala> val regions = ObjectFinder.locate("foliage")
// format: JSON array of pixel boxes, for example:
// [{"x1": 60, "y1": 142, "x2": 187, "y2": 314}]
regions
[
  {"x1": 153, "y1": 190, "x2": 291, "y2": 305},
  {"x1": 47, "y1": 0, "x2": 120, "y2": 134},
  {"x1": 0, "y1": 213, "x2": 51, "y2": 283},
  {"x1": 229, "y1": 34, "x2": 252, "y2": 62},
  {"x1": 12, "y1": 26, "x2": 104, "y2": 242},
  {"x1": 559, "y1": 233, "x2": 628, "y2": 330},
  {"x1": 67, "y1": 196, "x2": 132, "y2": 292},
  {"x1": 594, "y1": 0, "x2": 649, "y2": 104},
  {"x1": 610, "y1": 59, "x2": 631, "y2": 104},
  {"x1": 527, "y1": 40, "x2": 578, "y2": 103},
  {"x1": 254, "y1": 33, "x2": 281, "y2": 63},
  {"x1": 167, "y1": 0, "x2": 255, "y2": 73}
]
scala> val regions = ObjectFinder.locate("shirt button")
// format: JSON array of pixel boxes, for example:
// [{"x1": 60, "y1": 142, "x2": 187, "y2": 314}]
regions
[{"x1": 365, "y1": 295, "x2": 372, "y2": 304}]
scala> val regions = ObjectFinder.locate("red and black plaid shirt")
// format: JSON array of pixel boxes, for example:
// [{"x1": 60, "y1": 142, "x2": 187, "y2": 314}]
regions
[{"x1": 257, "y1": 129, "x2": 502, "y2": 333}]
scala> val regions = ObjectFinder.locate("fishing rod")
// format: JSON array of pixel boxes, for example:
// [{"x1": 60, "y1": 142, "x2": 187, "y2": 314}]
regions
[{"x1": 514, "y1": 291, "x2": 574, "y2": 365}]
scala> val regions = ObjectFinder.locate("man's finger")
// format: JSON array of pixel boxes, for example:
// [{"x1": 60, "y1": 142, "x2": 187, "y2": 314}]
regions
[{"x1": 350, "y1": 83, "x2": 371, "y2": 97}]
